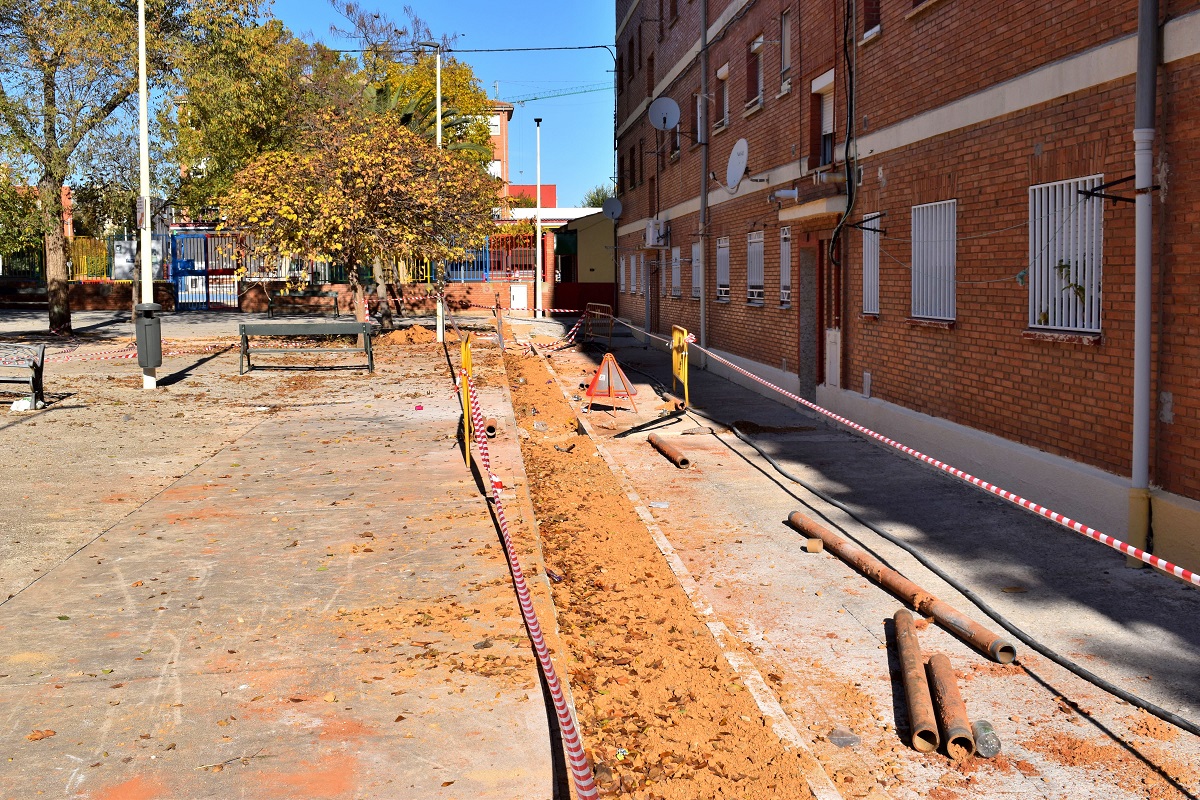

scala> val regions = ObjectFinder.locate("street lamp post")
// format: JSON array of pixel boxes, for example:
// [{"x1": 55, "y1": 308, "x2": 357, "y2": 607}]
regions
[
  {"x1": 416, "y1": 41, "x2": 443, "y2": 149},
  {"x1": 535, "y1": 117, "x2": 543, "y2": 319},
  {"x1": 417, "y1": 41, "x2": 445, "y2": 340},
  {"x1": 137, "y1": 0, "x2": 155, "y2": 389}
]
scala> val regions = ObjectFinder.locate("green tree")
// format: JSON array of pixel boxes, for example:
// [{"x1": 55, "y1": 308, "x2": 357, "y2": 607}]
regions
[
  {"x1": 581, "y1": 183, "x2": 616, "y2": 208},
  {"x1": 220, "y1": 112, "x2": 498, "y2": 316},
  {"x1": 333, "y1": 2, "x2": 491, "y2": 160},
  {"x1": 0, "y1": 0, "x2": 260, "y2": 333},
  {"x1": 0, "y1": 165, "x2": 43, "y2": 255},
  {"x1": 164, "y1": 21, "x2": 362, "y2": 218}
]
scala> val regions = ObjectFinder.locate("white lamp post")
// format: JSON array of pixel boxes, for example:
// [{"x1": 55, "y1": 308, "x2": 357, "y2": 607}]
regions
[
  {"x1": 416, "y1": 41, "x2": 442, "y2": 149},
  {"x1": 137, "y1": 0, "x2": 155, "y2": 389},
  {"x1": 535, "y1": 117, "x2": 543, "y2": 319},
  {"x1": 417, "y1": 41, "x2": 445, "y2": 340}
]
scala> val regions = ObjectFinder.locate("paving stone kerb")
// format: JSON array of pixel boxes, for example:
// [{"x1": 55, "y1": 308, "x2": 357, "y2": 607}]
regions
[{"x1": 0, "y1": 333, "x2": 553, "y2": 799}]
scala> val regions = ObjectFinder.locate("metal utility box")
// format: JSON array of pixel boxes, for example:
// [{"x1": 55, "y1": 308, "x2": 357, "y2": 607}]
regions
[{"x1": 134, "y1": 302, "x2": 163, "y2": 368}]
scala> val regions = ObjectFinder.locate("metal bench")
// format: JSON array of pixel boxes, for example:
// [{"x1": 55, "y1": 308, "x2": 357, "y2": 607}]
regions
[
  {"x1": 238, "y1": 322, "x2": 373, "y2": 374},
  {"x1": 0, "y1": 343, "x2": 46, "y2": 407},
  {"x1": 267, "y1": 290, "x2": 341, "y2": 318}
]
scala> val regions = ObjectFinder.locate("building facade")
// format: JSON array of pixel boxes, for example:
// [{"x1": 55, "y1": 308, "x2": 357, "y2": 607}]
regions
[{"x1": 615, "y1": 0, "x2": 1200, "y2": 568}]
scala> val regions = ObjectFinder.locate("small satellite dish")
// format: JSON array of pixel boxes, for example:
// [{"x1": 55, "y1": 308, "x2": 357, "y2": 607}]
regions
[
  {"x1": 601, "y1": 197, "x2": 623, "y2": 220},
  {"x1": 726, "y1": 138, "x2": 749, "y2": 192},
  {"x1": 648, "y1": 97, "x2": 681, "y2": 131}
]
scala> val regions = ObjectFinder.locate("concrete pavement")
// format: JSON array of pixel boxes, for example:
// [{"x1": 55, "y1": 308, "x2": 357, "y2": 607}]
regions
[{"x1": 0, "y1": 328, "x2": 554, "y2": 799}]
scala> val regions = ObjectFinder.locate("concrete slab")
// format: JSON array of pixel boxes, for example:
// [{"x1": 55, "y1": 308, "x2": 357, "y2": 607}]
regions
[
  {"x1": 537, "y1": 328, "x2": 1200, "y2": 799},
  {"x1": 0, "y1": 344, "x2": 553, "y2": 799}
]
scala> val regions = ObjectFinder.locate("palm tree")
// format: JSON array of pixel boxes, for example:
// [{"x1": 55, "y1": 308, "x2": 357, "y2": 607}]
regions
[{"x1": 369, "y1": 86, "x2": 491, "y2": 158}]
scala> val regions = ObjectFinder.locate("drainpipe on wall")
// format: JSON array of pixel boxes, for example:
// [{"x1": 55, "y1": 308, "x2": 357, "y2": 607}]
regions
[
  {"x1": 1129, "y1": 0, "x2": 1158, "y2": 566},
  {"x1": 698, "y1": 0, "x2": 709, "y2": 361}
]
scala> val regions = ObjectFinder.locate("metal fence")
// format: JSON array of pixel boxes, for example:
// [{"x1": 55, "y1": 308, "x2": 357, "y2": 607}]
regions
[{"x1": 2, "y1": 233, "x2": 545, "y2": 287}]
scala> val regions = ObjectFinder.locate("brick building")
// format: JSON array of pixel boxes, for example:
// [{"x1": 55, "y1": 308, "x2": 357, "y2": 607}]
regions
[{"x1": 614, "y1": 0, "x2": 1200, "y2": 568}]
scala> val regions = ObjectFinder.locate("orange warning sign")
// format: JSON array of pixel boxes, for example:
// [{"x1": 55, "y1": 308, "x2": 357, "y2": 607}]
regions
[{"x1": 584, "y1": 353, "x2": 638, "y2": 413}]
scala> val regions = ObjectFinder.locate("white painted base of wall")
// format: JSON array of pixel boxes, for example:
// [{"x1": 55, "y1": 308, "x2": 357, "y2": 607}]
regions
[
  {"x1": 705, "y1": 348, "x2": 805, "y2": 405},
  {"x1": 815, "y1": 385, "x2": 1131, "y2": 540}
]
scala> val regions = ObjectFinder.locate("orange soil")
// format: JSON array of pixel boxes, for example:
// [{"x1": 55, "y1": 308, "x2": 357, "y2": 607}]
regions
[{"x1": 506, "y1": 352, "x2": 818, "y2": 799}]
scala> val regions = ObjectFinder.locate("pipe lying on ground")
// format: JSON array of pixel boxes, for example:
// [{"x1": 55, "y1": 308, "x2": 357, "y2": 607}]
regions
[
  {"x1": 647, "y1": 433, "x2": 691, "y2": 469},
  {"x1": 971, "y1": 719, "x2": 1002, "y2": 758},
  {"x1": 892, "y1": 610, "x2": 940, "y2": 753},
  {"x1": 787, "y1": 511, "x2": 1017, "y2": 663},
  {"x1": 927, "y1": 653, "x2": 976, "y2": 760},
  {"x1": 661, "y1": 392, "x2": 687, "y2": 411},
  {"x1": 485, "y1": 418, "x2": 499, "y2": 438}
]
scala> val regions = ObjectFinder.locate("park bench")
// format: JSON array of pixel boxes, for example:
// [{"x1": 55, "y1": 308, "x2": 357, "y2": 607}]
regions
[
  {"x1": 238, "y1": 321, "x2": 374, "y2": 374},
  {"x1": 0, "y1": 343, "x2": 46, "y2": 407},
  {"x1": 267, "y1": 289, "x2": 341, "y2": 318}
]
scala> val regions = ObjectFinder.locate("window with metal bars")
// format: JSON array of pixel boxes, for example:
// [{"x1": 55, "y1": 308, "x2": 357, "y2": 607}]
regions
[
  {"x1": 691, "y1": 242, "x2": 702, "y2": 299},
  {"x1": 619, "y1": 255, "x2": 626, "y2": 293},
  {"x1": 638, "y1": 253, "x2": 646, "y2": 295},
  {"x1": 630, "y1": 253, "x2": 638, "y2": 295},
  {"x1": 716, "y1": 237, "x2": 730, "y2": 300},
  {"x1": 747, "y1": 231, "x2": 765, "y2": 303},
  {"x1": 671, "y1": 247, "x2": 681, "y2": 297},
  {"x1": 1028, "y1": 175, "x2": 1103, "y2": 332},
  {"x1": 862, "y1": 212, "x2": 881, "y2": 314},
  {"x1": 780, "y1": 227, "x2": 792, "y2": 305},
  {"x1": 911, "y1": 200, "x2": 956, "y2": 320}
]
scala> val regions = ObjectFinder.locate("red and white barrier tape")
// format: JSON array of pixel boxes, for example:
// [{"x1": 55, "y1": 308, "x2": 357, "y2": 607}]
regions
[
  {"x1": 462, "y1": 370, "x2": 599, "y2": 799},
  {"x1": 545, "y1": 317, "x2": 585, "y2": 354},
  {"x1": 590, "y1": 313, "x2": 1200, "y2": 588}
]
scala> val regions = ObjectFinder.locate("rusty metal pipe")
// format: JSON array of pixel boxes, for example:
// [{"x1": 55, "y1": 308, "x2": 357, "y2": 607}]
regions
[
  {"x1": 927, "y1": 653, "x2": 975, "y2": 760},
  {"x1": 485, "y1": 418, "x2": 499, "y2": 438},
  {"x1": 787, "y1": 511, "x2": 1016, "y2": 663},
  {"x1": 647, "y1": 433, "x2": 691, "y2": 469},
  {"x1": 892, "y1": 610, "x2": 940, "y2": 753},
  {"x1": 661, "y1": 392, "x2": 687, "y2": 410}
]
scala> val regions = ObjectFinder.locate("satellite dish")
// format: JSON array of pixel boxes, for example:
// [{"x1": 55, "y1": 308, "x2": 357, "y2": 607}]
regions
[
  {"x1": 601, "y1": 197, "x2": 623, "y2": 220},
  {"x1": 726, "y1": 138, "x2": 749, "y2": 192},
  {"x1": 648, "y1": 97, "x2": 681, "y2": 131}
]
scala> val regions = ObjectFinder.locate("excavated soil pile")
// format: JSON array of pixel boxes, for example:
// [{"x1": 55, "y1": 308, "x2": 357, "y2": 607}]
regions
[
  {"x1": 377, "y1": 326, "x2": 440, "y2": 345},
  {"x1": 505, "y1": 352, "x2": 819, "y2": 800}
]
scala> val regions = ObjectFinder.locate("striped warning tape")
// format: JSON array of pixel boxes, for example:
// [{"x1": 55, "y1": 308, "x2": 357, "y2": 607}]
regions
[
  {"x1": 462, "y1": 370, "x2": 598, "y2": 800},
  {"x1": 588, "y1": 313, "x2": 1200, "y2": 588}
]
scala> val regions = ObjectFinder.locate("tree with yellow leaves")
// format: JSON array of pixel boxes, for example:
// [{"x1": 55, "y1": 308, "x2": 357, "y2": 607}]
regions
[{"x1": 220, "y1": 111, "x2": 498, "y2": 319}]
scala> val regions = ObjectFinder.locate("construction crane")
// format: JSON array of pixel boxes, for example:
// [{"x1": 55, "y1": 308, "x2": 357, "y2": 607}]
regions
[{"x1": 503, "y1": 82, "x2": 613, "y2": 106}]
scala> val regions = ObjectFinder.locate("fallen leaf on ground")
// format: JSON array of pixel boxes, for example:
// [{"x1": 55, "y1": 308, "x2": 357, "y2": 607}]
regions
[{"x1": 26, "y1": 730, "x2": 56, "y2": 741}]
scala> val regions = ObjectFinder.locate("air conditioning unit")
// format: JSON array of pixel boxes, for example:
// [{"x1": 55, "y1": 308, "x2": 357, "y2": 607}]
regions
[{"x1": 645, "y1": 219, "x2": 669, "y2": 249}]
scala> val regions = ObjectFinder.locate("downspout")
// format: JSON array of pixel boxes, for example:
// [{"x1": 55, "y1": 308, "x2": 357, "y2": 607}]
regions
[
  {"x1": 698, "y1": 0, "x2": 709, "y2": 359},
  {"x1": 1129, "y1": 0, "x2": 1157, "y2": 564}
]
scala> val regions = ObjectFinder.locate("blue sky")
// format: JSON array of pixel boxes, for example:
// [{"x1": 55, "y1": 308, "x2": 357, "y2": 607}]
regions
[{"x1": 273, "y1": 0, "x2": 617, "y2": 207}]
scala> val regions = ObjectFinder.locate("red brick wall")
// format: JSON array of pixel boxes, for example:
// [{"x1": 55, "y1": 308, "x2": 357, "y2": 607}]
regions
[{"x1": 617, "y1": 0, "x2": 1200, "y2": 501}]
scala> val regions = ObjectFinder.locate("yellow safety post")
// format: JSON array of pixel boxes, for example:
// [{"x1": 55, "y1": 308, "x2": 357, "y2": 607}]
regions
[
  {"x1": 460, "y1": 332, "x2": 474, "y2": 469},
  {"x1": 671, "y1": 325, "x2": 690, "y2": 407}
]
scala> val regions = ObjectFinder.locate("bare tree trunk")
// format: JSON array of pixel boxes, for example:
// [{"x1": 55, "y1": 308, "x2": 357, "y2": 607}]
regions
[
  {"x1": 39, "y1": 178, "x2": 71, "y2": 334},
  {"x1": 373, "y1": 256, "x2": 393, "y2": 331}
]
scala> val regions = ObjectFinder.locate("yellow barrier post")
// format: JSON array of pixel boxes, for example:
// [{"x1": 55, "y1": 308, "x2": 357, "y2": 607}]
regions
[
  {"x1": 460, "y1": 333, "x2": 474, "y2": 469},
  {"x1": 671, "y1": 325, "x2": 690, "y2": 407}
]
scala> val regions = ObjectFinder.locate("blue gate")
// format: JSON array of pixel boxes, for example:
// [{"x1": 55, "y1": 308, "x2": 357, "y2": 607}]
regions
[{"x1": 171, "y1": 234, "x2": 239, "y2": 310}]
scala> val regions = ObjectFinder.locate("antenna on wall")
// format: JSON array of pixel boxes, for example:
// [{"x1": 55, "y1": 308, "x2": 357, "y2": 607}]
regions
[
  {"x1": 647, "y1": 97, "x2": 681, "y2": 131},
  {"x1": 723, "y1": 138, "x2": 749, "y2": 193}
]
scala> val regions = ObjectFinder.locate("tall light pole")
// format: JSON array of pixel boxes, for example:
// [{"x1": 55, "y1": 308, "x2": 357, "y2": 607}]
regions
[
  {"x1": 417, "y1": 41, "x2": 445, "y2": 339},
  {"x1": 137, "y1": 0, "x2": 155, "y2": 389},
  {"x1": 535, "y1": 117, "x2": 543, "y2": 319},
  {"x1": 416, "y1": 41, "x2": 442, "y2": 149}
]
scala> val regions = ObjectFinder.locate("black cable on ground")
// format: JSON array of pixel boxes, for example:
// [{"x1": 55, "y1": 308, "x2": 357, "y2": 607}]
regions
[
  {"x1": 597, "y1": 338, "x2": 1200, "y2": 737},
  {"x1": 680, "y1": 403, "x2": 1200, "y2": 739}
]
